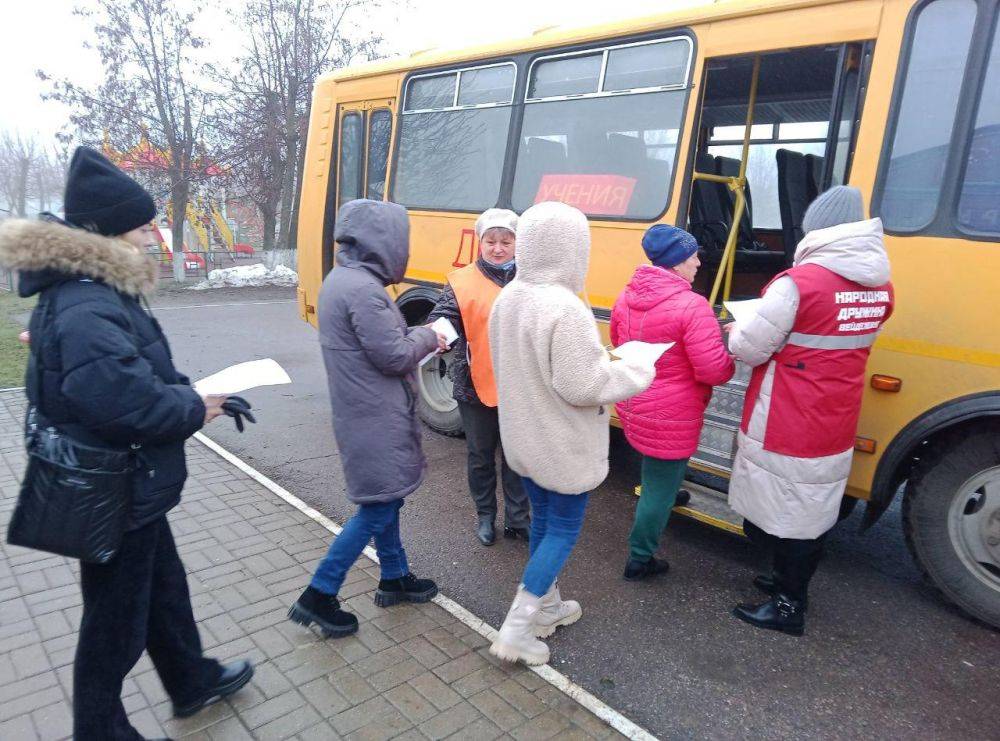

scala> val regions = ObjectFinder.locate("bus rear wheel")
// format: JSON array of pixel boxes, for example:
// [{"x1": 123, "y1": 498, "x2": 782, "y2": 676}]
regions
[{"x1": 903, "y1": 422, "x2": 1000, "y2": 629}]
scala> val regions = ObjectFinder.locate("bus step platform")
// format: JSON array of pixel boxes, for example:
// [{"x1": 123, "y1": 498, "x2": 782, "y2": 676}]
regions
[{"x1": 634, "y1": 480, "x2": 745, "y2": 536}]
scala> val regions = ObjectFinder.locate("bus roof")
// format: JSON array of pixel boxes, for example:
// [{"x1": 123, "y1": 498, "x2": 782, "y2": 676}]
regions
[{"x1": 318, "y1": 0, "x2": 856, "y2": 85}]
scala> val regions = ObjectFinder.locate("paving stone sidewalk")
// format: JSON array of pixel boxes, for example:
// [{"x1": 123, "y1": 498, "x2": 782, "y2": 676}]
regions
[{"x1": 0, "y1": 390, "x2": 627, "y2": 741}]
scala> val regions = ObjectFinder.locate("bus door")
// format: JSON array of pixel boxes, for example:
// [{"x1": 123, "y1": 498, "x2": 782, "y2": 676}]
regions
[
  {"x1": 681, "y1": 42, "x2": 873, "y2": 481},
  {"x1": 327, "y1": 99, "x2": 396, "y2": 274},
  {"x1": 686, "y1": 43, "x2": 873, "y2": 314},
  {"x1": 334, "y1": 99, "x2": 396, "y2": 206}
]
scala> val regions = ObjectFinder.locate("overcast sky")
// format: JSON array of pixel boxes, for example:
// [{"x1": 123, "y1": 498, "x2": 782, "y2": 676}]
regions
[{"x1": 0, "y1": 0, "x2": 709, "y2": 146}]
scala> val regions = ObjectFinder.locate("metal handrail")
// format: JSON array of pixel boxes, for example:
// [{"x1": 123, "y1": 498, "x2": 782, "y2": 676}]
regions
[{"x1": 697, "y1": 54, "x2": 762, "y2": 318}]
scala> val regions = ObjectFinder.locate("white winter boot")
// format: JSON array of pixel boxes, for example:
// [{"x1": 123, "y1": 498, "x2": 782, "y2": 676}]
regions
[
  {"x1": 534, "y1": 582, "x2": 582, "y2": 638},
  {"x1": 489, "y1": 587, "x2": 550, "y2": 666}
]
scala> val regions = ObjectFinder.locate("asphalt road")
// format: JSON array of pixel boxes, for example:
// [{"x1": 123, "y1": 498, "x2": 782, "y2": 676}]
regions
[{"x1": 152, "y1": 285, "x2": 1000, "y2": 740}]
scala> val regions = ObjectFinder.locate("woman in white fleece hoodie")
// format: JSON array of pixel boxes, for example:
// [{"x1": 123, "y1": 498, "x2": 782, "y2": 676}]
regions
[{"x1": 487, "y1": 201, "x2": 654, "y2": 665}]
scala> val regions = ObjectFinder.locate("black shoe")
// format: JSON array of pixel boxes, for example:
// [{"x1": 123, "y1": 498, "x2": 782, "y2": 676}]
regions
[
  {"x1": 288, "y1": 586, "x2": 359, "y2": 638},
  {"x1": 477, "y1": 517, "x2": 496, "y2": 546},
  {"x1": 732, "y1": 594, "x2": 805, "y2": 636},
  {"x1": 375, "y1": 573, "x2": 438, "y2": 607},
  {"x1": 752, "y1": 575, "x2": 809, "y2": 611},
  {"x1": 503, "y1": 525, "x2": 530, "y2": 541},
  {"x1": 173, "y1": 660, "x2": 254, "y2": 718},
  {"x1": 623, "y1": 556, "x2": 670, "y2": 581},
  {"x1": 674, "y1": 489, "x2": 692, "y2": 508}
]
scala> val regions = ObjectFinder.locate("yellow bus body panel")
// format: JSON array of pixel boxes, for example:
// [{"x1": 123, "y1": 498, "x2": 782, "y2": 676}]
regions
[{"x1": 296, "y1": 0, "x2": 1000, "y2": 501}]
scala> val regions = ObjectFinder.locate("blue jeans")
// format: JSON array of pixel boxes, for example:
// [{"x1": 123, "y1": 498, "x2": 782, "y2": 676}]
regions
[
  {"x1": 521, "y1": 479, "x2": 590, "y2": 597},
  {"x1": 310, "y1": 500, "x2": 408, "y2": 595}
]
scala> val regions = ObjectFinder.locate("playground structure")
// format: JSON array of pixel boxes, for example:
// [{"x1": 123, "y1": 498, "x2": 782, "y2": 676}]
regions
[{"x1": 103, "y1": 133, "x2": 256, "y2": 273}]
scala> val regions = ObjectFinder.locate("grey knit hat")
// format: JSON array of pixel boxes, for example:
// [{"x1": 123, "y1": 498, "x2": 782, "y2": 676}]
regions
[{"x1": 802, "y1": 185, "x2": 865, "y2": 233}]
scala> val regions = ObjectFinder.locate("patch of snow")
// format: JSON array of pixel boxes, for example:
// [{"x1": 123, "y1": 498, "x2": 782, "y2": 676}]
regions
[{"x1": 189, "y1": 264, "x2": 299, "y2": 290}]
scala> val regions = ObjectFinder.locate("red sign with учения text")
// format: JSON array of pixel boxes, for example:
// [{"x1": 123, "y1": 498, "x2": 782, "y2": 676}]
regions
[{"x1": 535, "y1": 174, "x2": 637, "y2": 215}]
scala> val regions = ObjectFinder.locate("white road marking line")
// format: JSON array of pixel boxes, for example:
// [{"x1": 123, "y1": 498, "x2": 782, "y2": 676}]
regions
[
  {"x1": 153, "y1": 300, "x2": 296, "y2": 311},
  {"x1": 0, "y1": 387, "x2": 26, "y2": 393},
  {"x1": 193, "y1": 431, "x2": 660, "y2": 741}
]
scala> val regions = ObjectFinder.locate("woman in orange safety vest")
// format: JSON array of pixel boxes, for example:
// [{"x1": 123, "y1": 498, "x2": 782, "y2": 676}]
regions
[{"x1": 428, "y1": 209, "x2": 529, "y2": 546}]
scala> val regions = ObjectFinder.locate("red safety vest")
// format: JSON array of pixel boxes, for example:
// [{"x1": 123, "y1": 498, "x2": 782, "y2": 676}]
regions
[
  {"x1": 449, "y1": 263, "x2": 501, "y2": 407},
  {"x1": 740, "y1": 263, "x2": 894, "y2": 458}
]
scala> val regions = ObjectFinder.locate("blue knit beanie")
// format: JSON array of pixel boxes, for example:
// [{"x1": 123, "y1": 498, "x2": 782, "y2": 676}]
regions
[{"x1": 641, "y1": 224, "x2": 699, "y2": 268}]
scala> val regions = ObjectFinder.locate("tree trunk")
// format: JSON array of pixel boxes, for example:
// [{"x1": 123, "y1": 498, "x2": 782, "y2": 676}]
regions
[
  {"x1": 261, "y1": 206, "x2": 277, "y2": 252},
  {"x1": 171, "y1": 177, "x2": 189, "y2": 283},
  {"x1": 276, "y1": 133, "x2": 299, "y2": 250},
  {"x1": 287, "y1": 124, "x2": 309, "y2": 252},
  {"x1": 15, "y1": 159, "x2": 30, "y2": 217}
]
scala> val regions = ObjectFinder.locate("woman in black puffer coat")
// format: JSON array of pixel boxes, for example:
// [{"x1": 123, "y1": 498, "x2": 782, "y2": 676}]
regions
[{"x1": 0, "y1": 147, "x2": 253, "y2": 740}]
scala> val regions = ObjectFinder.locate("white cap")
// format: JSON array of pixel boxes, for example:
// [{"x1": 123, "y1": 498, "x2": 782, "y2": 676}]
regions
[{"x1": 475, "y1": 208, "x2": 518, "y2": 238}]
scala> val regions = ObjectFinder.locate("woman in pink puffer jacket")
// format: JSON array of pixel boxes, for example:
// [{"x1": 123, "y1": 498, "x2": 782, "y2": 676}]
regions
[{"x1": 611, "y1": 224, "x2": 734, "y2": 581}]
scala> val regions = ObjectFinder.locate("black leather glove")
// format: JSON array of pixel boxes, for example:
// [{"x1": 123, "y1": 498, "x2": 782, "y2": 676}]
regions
[{"x1": 221, "y1": 395, "x2": 256, "y2": 433}]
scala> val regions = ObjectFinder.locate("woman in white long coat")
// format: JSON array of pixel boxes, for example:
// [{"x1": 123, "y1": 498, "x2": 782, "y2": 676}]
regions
[{"x1": 726, "y1": 186, "x2": 893, "y2": 635}]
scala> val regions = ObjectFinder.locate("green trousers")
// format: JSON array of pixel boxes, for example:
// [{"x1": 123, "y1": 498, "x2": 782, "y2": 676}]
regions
[{"x1": 628, "y1": 456, "x2": 689, "y2": 561}]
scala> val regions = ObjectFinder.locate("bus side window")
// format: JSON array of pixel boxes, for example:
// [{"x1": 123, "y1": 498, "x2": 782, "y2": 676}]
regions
[
  {"x1": 393, "y1": 64, "x2": 515, "y2": 212},
  {"x1": 877, "y1": 0, "x2": 977, "y2": 232},
  {"x1": 957, "y1": 13, "x2": 1000, "y2": 235},
  {"x1": 510, "y1": 36, "x2": 692, "y2": 220},
  {"x1": 338, "y1": 112, "x2": 364, "y2": 207},
  {"x1": 366, "y1": 110, "x2": 392, "y2": 201}
]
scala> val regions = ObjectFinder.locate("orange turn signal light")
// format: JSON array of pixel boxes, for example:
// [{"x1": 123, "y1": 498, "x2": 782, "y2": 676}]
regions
[
  {"x1": 871, "y1": 374, "x2": 902, "y2": 392},
  {"x1": 855, "y1": 437, "x2": 877, "y2": 454}
]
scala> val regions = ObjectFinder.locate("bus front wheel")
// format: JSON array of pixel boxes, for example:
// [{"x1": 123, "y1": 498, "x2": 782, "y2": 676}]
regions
[
  {"x1": 903, "y1": 421, "x2": 1000, "y2": 629},
  {"x1": 396, "y1": 288, "x2": 465, "y2": 438}
]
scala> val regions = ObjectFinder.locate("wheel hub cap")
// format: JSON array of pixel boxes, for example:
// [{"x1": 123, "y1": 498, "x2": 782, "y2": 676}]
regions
[{"x1": 950, "y1": 466, "x2": 1000, "y2": 588}]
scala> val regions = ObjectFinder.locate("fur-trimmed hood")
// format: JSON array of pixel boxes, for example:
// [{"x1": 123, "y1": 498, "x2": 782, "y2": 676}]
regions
[{"x1": 0, "y1": 218, "x2": 157, "y2": 297}]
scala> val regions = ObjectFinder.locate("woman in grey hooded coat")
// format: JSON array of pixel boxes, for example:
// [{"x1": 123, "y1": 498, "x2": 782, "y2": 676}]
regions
[{"x1": 289, "y1": 199, "x2": 446, "y2": 637}]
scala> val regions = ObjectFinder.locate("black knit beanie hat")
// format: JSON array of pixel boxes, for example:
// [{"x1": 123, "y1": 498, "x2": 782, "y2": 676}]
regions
[{"x1": 63, "y1": 146, "x2": 156, "y2": 236}]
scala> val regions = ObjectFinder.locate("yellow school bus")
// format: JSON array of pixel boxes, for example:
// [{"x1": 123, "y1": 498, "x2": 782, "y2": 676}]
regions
[{"x1": 297, "y1": 0, "x2": 1000, "y2": 626}]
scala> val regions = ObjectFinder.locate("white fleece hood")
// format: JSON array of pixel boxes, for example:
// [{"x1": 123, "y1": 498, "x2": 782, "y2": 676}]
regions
[
  {"x1": 513, "y1": 201, "x2": 590, "y2": 293},
  {"x1": 793, "y1": 217, "x2": 890, "y2": 288}
]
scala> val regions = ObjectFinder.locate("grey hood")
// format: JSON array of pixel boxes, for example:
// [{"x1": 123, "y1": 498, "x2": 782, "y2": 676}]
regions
[
  {"x1": 335, "y1": 199, "x2": 410, "y2": 285},
  {"x1": 794, "y1": 217, "x2": 891, "y2": 287},
  {"x1": 513, "y1": 201, "x2": 590, "y2": 293}
]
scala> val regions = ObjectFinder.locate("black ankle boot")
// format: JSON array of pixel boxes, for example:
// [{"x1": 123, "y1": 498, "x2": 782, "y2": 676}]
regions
[
  {"x1": 732, "y1": 594, "x2": 805, "y2": 636},
  {"x1": 503, "y1": 525, "x2": 530, "y2": 541},
  {"x1": 623, "y1": 556, "x2": 670, "y2": 581},
  {"x1": 288, "y1": 586, "x2": 359, "y2": 638},
  {"x1": 375, "y1": 573, "x2": 438, "y2": 607},
  {"x1": 753, "y1": 575, "x2": 809, "y2": 611},
  {"x1": 173, "y1": 660, "x2": 254, "y2": 718},
  {"x1": 477, "y1": 516, "x2": 496, "y2": 546}
]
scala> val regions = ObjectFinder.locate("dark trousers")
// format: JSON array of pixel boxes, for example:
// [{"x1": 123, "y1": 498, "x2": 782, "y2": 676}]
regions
[
  {"x1": 457, "y1": 401, "x2": 529, "y2": 528},
  {"x1": 74, "y1": 516, "x2": 220, "y2": 740},
  {"x1": 743, "y1": 520, "x2": 826, "y2": 602}
]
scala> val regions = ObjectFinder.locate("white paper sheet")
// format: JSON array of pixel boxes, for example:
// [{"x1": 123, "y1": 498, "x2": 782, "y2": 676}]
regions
[
  {"x1": 194, "y1": 359, "x2": 291, "y2": 396},
  {"x1": 419, "y1": 317, "x2": 460, "y2": 366},
  {"x1": 723, "y1": 298, "x2": 763, "y2": 325},
  {"x1": 609, "y1": 341, "x2": 674, "y2": 368}
]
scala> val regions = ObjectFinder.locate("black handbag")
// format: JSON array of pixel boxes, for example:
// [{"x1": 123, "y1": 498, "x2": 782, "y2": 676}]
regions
[
  {"x1": 6, "y1": 293, "x2": 140, "y2": 563},
  {"x1": 7, "y1": 414, "x2": 137, "y2": 563}
]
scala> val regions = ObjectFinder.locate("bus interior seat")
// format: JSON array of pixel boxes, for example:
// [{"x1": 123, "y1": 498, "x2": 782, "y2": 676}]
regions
[
  {"x1": 689, "y1": 153, "x2": 731, "y2": 258},
  {"x1": 714, "y1": 156, "x2": 785, "y2": 272},
  {"x1": 519, "y1": 136, "x2": 568, "y2": 203},
  {"x1": 776, "y1": 148, "x2": 816, "y2": 264},
  {"x1": 607, "y1": 133, "x2": 667, "y2": 217},
  {"x1": 714, "y1": 156, "x2": 758, "y2": 249},
  {"x1": 804, "y1": 153, "x2": 825, "y2": 199}
]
